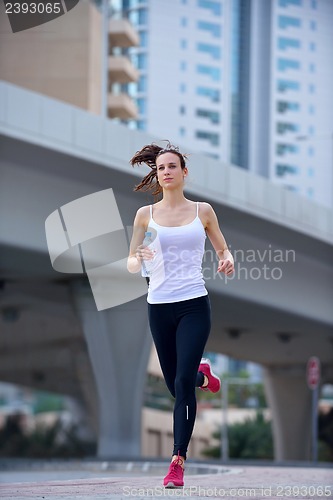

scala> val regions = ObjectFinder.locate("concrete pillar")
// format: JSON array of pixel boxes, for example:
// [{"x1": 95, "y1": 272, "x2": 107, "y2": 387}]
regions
[
  {"x1": 71, "y1": 281, "x2": 151, "y2": 458},
  {"x1": 263, "y1": 365, "x2": 312, "y2": 461}
]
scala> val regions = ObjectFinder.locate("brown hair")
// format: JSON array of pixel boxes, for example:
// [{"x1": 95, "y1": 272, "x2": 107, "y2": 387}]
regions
[{"x1": 130, "y1": 141, "x2": 188, "y2": 196}]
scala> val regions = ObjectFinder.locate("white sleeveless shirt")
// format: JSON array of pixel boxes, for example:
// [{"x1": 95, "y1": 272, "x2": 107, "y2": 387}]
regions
[{"x1": 146, "y1": 202, "x2": 208, "y2": 304}]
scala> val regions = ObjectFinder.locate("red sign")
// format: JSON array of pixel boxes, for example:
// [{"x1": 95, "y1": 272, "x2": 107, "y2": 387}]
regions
[{"x1": 307, "y1": 357, "x2": 321, "y2": 390}]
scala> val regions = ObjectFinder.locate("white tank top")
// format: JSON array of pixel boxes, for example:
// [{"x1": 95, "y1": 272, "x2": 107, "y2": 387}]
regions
[{"x1": 146, "y1": 202, "x2": 208, "y2": 304}]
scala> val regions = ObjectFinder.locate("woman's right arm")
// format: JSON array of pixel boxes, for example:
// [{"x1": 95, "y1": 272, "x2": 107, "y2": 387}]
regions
[{"x1": 127, "y1": 206, "x2": 149, "y2": 273}]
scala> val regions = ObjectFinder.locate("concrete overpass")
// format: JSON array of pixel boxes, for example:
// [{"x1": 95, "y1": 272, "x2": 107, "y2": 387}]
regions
[{"x1": 0, "y1": 81, "x2": 332, "y2": 461}]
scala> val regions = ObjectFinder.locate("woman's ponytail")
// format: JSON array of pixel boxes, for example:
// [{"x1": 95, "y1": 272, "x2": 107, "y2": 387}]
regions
[
  {"x1": 130, "y1": 141, "x2": 188, "y2": 196},
  {"x1": 130, "y1": 143, "x2": 163, "y2": 195}
]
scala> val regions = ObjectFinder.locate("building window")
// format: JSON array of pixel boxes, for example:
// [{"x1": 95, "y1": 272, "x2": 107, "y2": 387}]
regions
[
  {"x1": 279, "y1": 0, "x2": 302, "y2": 6},
  {"x1": 307, "y1": 187, "x2": 314, "y2": 197},
  {"x1": 309, "y1": 83, "x2": 315, "y2": 93},
  {"x1": 180, "y1": 83, "x2": 187, "y2": 93},
  {"x1": 309, "y1": 63, "x2": 316, "y2": 73},
  {"x1": 130, "y1": 52, "x2": 137, "y2": 67},
  {"x1": 179, "y1": 105, "x2": 186, "y2": 115},
  {"x1": 128, "y1": 9, "x2": 138, "y2": 24},
  {"x1": 139, "y1": 30, "x2": 148, "y2": 47},
  {"x1": 196, "y1": 87, "x2": 220, "y2": 102},
  {"x1": 277, "y1": 101, "x2": 300, "y2": 113},
  {"x1": 137, "y1": 120, "x2": 146, "y2": 130},
  {"x1": 123, "y1": 1, "x2": 148, "y2": 15},
  {"x1": 284, "y1": 185, "x2": 299, "y2": 192},
  {"x1": 277, "y1": 122, "x2": 299, "y2": 134},
  {"x1": 309, "y1": 104, "x2": 315, "y2": 114},
  {"x1": 278, "y1": 37, "x2": 301, "y2": 50},
  {"x1": 122, "y1": 82, "x2": 135, "y2": 96},
  {"x1": 311, "y1": 0, "x2": 317, "y2": 9},
  {"x1": 137, "y1": 53, "x2": 147, "y2": 70},
  {"x1": 308, "y1": 167, "x2": 314, "y2": 177},
  {"x1": 308, "y1": 146, "x2": 315, "y2": 156},
  {"x1": 310, "y1": 20, "x2": 316, "y2": 30},
  {"x1": 197, "y1": 20, "x2": 221, "y2": 38},
  {"x1": 276, "y1": 144, "x2": 299, "y2": 155},
  {"x1": 278, "y1": 58, "x2": 300, "y2": 71},
  {"x1": 289, "y1": 102, "x2": 300, "y2": 111},
  {"x1": 180, "y1": 39, "x2": 188, "y2": 49},
  {"x1": 196, "y1": 130, "x2": 220, "y2": 146},
  {"x1": 309, "y1": 42, "x2": 316, "y2": 51},
  {"x1": 197, "y1": 65, "x2": 220, "y2": 81},
  {"x1": 197, "y1": 42, "x2": 221, "y2": 60},
  {"x1": 181, "y1": 17, "x2": 187, "y2": 27},
  {"x1": 138, "y1": 8, "x2": 147, "y2": 25},
  {"x1": 196, "y1": 108, "x2": 220, "y2": 124},
  {"x1": 180, "y1": 127, "x2": 186, "y2": 137},
  {"x1": 276, "y1": 164, "x2": 299, "y2": 176},
  {"x1": 137, "y1": 98, "x2": 146, "y2": 115},
  {"x1": 278, "y1": 15, "x2": 301, "y2": 29},
  {"x1": 308, "y1": 125, "x2": 315, "y2": 135},
  {"x1": 138, "y1": 75, "x2": 147, "y2": 92},
  {"x1": 277, "y1": 79, "x2": 300, "y2": 91},
  {"x1": 197, "y1": 0, "x2": 221, "y2": 16}
]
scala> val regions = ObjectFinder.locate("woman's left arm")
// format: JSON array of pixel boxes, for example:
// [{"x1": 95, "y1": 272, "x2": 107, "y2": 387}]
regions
[{"x1": 202, "y1": 203, "x2": 234, "y2": 276}]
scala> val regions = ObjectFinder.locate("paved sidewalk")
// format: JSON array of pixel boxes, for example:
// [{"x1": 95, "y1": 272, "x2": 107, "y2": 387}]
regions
[{"x1": 0, "y1": 464, "x2": 332, "y2": 500}]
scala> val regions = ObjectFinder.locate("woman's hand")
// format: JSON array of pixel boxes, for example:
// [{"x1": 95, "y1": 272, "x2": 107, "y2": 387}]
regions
[
  {"x1": 217, "y1": 258, "x2": 234, "y2": 275},
  {"x1": 135, "y1": 245, "x2": 156, "y2": 262},
  {"x1": 127, "y1": 206, "x2": 151, "y2": 273},
  {"x1": 201, "y1": 203, "x2": 234, "y2": 277}
]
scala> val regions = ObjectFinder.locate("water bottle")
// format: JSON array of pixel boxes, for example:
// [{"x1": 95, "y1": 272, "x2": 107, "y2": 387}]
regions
[{"x1": 141, "y1": 231, "x2": 155, "y2": 277}]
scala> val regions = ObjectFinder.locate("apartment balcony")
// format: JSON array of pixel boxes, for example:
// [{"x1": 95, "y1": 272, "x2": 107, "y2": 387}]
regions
[
  {"x1": 109, "y1": 18, "x2": 139, "y2": 48},
  {"x1": 108, "y1": 56, "x2": 139, "y2": 84},
  {"x1": 108, "y1": 93, "x2": 138, "y2": 120}
]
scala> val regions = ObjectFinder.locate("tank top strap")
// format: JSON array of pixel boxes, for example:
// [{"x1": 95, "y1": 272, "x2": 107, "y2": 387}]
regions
[
  {"x1": 196, "y1": 202, "x2": 199, "y2": 217},
  {"x1": 150, "y1": 204, "x2": 153, "y2": 219}
]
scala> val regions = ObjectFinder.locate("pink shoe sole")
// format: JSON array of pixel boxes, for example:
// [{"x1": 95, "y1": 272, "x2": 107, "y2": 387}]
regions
[{"x1": 199, "y1": 358, "x2": 221, "y2": 393}]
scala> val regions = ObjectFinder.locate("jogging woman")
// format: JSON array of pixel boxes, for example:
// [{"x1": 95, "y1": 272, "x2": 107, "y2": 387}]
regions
[{"x1": 127, "y1": 143, "x2": 234, "y2": 488}]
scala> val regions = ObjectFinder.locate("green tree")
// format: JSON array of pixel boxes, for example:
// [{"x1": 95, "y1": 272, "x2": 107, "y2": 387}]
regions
[
  {"x1": 203, "y1": 411, "x2": 274, "y2": 460},
  {"x1": 0, "y1": 414, "x2": 96, "y2": 458},
  {"x1": 318, "y1": 408, "x2": 333, "y2": 462},
  {"x1": 33, "y1": 392, "x2": 64, "y2": 414},
  {"x1": 197, "y1": 372, "x2": 268, "y2": 409}
]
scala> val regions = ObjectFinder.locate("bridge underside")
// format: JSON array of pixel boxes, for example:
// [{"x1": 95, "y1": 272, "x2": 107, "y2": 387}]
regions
[
  {"x1": 1, "y1": 272, "x2": 332, "y2": 374},
  {"x1": 0, "y1": 276, "x2": 332, "y2": 461}
]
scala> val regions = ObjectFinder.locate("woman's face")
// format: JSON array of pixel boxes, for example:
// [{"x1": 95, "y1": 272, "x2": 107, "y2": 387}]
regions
[{"x1": 156, "y1": 152, "x2": 187, "y2": 190}]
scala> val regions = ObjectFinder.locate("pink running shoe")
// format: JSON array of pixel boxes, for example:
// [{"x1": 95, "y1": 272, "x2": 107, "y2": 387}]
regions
[
  {"x1": 199, "y1": 358, "x2": 221, "y2": 393},
  {"x1": 163, "y1": 453, "x2": 184, "y2": 488}
]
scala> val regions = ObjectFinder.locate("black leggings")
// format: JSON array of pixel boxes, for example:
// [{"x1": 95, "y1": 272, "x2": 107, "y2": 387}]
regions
[{"x1": 148, "y1": 295, "x2": 211, "y2": 459}]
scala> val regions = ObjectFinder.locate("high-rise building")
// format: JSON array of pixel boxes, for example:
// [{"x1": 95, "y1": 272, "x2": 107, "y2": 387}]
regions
[
  {"x1": 269, "y1": 0, "x2": 333, "y2": 207},
  {"x1": 122, "y1": 0, "x2": 333, "y2": 207},
  {"x1": 0, "y1": 0, "x2": 139, "y2": 120},
  {"x1": 124, "y1": 0, "x2": 232, "y2": 162}
]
